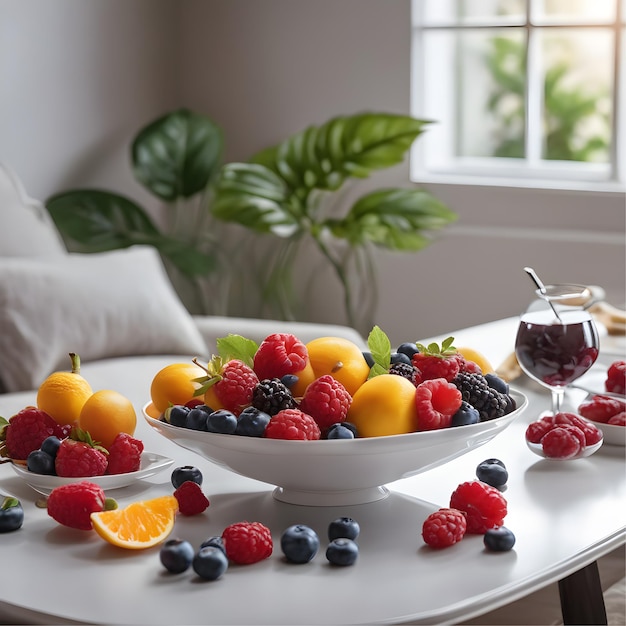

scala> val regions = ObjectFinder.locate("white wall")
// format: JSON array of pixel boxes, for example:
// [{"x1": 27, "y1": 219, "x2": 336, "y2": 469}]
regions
[{"x1": 2, "y1": 0, "x2": 624, "y2": 346}]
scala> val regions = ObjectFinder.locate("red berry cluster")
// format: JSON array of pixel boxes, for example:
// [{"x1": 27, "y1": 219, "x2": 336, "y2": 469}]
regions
[{"x1": 578, "y1": 395, "x2": 625, "y2": 426}]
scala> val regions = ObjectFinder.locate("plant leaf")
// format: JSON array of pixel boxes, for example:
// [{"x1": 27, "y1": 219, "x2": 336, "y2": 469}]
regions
[
  {"x1": 326, "y1": 188, "x2": 457, "y2": 250},
  {"x1": 46, "y1": 190, "x2": 216, "y2": 277},
  {"x1": 367, "y1": 325, "x2": 391, "y2": 378},
  {"x1": 216, "y1": 334, "x2": 259, "y2": 368},
  {"x1": 132, "y1": 108, "x2": 223, "y2": 201}
]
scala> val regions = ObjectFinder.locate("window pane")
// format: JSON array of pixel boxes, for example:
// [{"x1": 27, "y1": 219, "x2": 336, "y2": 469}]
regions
[
  {"x1": 419, "y1": 0, "x2": 525, "y2": 25},
  {"x1": 538, "y1": 28, "x2": 613, "y2": 162},
  {"x1": 533, "y1": 0, "x2": 617, "y2": 25}
]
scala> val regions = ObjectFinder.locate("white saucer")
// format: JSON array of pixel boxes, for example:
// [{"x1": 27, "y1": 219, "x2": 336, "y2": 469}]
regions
[{"x1": 526, "y1": 438, "x2": 603, "y2": 460}]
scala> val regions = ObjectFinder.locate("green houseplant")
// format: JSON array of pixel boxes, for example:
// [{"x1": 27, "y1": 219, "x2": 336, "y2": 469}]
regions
[{"x1": 47, "y1": 109, "x2": 456, "y2": 332}]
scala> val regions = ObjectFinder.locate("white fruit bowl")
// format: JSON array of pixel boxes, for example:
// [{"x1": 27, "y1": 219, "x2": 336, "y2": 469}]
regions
[{"x1": 143, "y1": 389, "x2": 527, "y2": 506}]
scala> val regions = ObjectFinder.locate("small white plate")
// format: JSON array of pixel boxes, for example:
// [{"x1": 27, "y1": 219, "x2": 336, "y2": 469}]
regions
[
  {"x1": 11, "y1": 453, "x2": 173, "y2": 496},
  {"x1": 526, "y1": 438, "x2": 604, "y2": 460},
  {"x1": 584, "y1": 420, "x2": 625, "y2": 446}
]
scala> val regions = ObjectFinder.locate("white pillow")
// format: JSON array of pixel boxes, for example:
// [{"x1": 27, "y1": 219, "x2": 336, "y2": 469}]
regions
[
  {"x1": 0, "y1": 163, "x2": 67, "y2": 257},
  {"x1": 0, "y1": 246, "x2": 208, "y2": 392}
]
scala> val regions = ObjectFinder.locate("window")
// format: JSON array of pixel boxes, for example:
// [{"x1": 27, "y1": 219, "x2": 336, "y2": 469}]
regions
[{"x1": 410, "y1": 0, "x2": 625, "y2": 191}]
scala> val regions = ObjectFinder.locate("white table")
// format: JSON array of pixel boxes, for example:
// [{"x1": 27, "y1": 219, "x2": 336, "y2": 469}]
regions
[{"x1": 1, "y1": 317, "x2": 624, "y2": 625}]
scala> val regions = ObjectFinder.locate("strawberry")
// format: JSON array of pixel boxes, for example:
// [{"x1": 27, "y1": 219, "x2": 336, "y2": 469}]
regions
[
  {"x1": 105, "y1": 433, "x2": 144, "y2": 475},
  {"x1": 47, "y1": 481, "x2": 116, "y2": 530},
  {"x1": 1, "y1": 406, "x2": 70, "y2": 460},
  {"x1": 195, "y1": 357, "x2": 259, "y2": 416},
  {"x1": 413, "y1": 337, "x2": 462, "y2": 383},
  {"x1": 253, "y1": 333, "x2": 309, "y2": 381},
  {"x1": 299, "y1": 374, "x2": 352, "y2": 430},
  {"x1": 55, "y1": 429, "x2": 108, "y2": 477}
]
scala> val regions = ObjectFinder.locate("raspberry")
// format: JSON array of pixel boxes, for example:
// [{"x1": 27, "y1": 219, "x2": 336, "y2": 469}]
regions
[
  {"x1": 608, "y1": 411, "x2": 626, "y2": 426},
  {"x1": 453, "y1": 371, "x2": 510, "y2": 421},
  {"x1": 173, "y1": 481, "x2": 210, "y2": 516},
  {"x1": 449, "y1": 480, "x2": 507, "y2": 534},
  {"x1": 606, "y1": 361, "x2": 626, "y2": 395},
  {"x1": 253, "y1": 333, "x2": 309, "y2": 382},
  {"x1": 198, "y1": 358, "x2": 259, "y2": 416},
  {"x1": 458, "y1": 356, "x2": 483, "y2": 375},
  {"x1": 47, "y1": 481, "x2": 108, "y2": 530},
  {"x1": 105, "y1": 433, "x2": 144, "y2": 475},
  {"x1": 421, "y1": 508, "x2": 467, "y2": 548},
  {"x1": 264, "y1": 408, "x2": 321, "y2": 440},
  {"x1": 540, "y1": 425, "x2": 584, "y2": 459},
  {"x1": 251, "y1": 378, "x2": 297, "y2": 416},
  {"x1": 525, "y1": 415, "x2": 556, "y2": 443},
  {"x1": 299, "y1": 374, "x2": 352, "y2": 430},
  {"x1": 55, "y1": 431, "x2": 108, "y2": 478},
  {"x1": 413, "y1": 353, "x2": 461, "y2": 383},
  {"x1": 415, "y1": 378, "x2": 462, "y2": 431},
  {"x1": 553, "y1": 412, "x2": 603, "y2": 445},
  {"x1": 578, "y1": 395, "x2": 625, "y2": 424},
  {"x1": 2, "y1": 406, "x2": 69, "y2": 460},
  {"x1": 222, "y1": 521, "x2": 273, "y2": 564}
]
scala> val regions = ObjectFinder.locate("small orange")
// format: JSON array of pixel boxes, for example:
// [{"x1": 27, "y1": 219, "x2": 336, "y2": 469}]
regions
[
  {"x1": 78, "y1": 389, "x2": 137, "y2": 449},
  {"x1": 37, "y1": 353, "x2": 93, "y2": 426},
  {"x1": 348, "y1": 374, "x2": 418, "y2": 437},
  {"x1": 150, "y1": 362, "x2": 206, "y2": 414},
  {"x1": 306, "y1": 337, "x2": 370, "y2": 396},
  {"x1": 289, "y1": 361, "x2": 317, "y2": 398},
  {"x1": 90, "y1": 495, "x2": 179, "y2": 550},
  {"x1": 456, "y1": 347, "x2": 494, "y2": 375}
]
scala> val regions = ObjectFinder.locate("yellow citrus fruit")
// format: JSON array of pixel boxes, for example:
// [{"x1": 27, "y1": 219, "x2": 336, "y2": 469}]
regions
[
  {"x1": 305, "y1": 337, "x2": 370, "y2": 396},
  {"x1": 456, "y1": 347, "x2": 494, "y2": 375},
  {"x1": 290, "y1": 361, "x2": 317, "y2": 398},
  {"x1": 78, "y1": 389, "x2": 137, "y2": 449},
  {"x1": 347, "y1": 374, "x2": 418, "y2": 437},
  {"x1": 150, "y1": 362, "x2": 206, "y2": 414},
  {"x1": 37, "y1": 353, "x2": 93, "y2": 426},
  {"x1": 90, "y1": 495, "x2": 179, "y2": 550}
]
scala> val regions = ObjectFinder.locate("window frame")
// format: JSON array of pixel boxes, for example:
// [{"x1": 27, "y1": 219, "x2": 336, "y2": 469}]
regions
[{"x1": 410, "y1": 0, "x2": 626, "y2": 193}]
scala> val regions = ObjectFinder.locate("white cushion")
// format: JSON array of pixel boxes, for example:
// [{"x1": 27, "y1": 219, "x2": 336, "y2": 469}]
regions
[
  {"x1": 0, "y1": 163, "x2": 67, "y2": 257},
  {"x1": 0, "y1": 246, "x2": 208, "y2": 392}
]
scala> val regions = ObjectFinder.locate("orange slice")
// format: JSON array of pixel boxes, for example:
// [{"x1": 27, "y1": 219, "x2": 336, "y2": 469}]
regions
[{"x1": 90, "y1": 495, "x2": 178, "y2": 550}]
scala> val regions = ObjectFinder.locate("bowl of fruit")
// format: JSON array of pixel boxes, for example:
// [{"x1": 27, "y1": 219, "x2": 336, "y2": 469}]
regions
[{"x1": 143, "y1": 330, "x2": 528, "y2": 506}]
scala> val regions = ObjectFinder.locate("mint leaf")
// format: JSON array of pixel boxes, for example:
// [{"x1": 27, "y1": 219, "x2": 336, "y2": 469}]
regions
[
  {"x1": 216, "y1": 334, "x2": 258, "y2": 368},
  {"x1": 367, "y1": 325, "x2": 391, "y2": 378}
]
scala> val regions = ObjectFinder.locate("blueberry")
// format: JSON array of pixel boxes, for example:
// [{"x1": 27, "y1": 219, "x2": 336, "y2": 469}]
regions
[
  {"x1": 362, "y1": 351, "x2": 375, "y2": 368},
  {"x1": 484, "y1": 527, "x2": 516, "y2": 552},
  {"x1": 390, "y1": 352, "x2": 412, "y2": 366},
  {"x1": 397, "y1": 342, "x2": 419, "y2": 359},
  {"x1": 280, "y1": 524, "x2": 320, "y2": 564},
  {"x1": 192, "y1": 546, "x2": 229, "y2": 580},
  {"x1": 326, "y1": 538, "x2": 358, "y2": 566},
  {"x1": 451, "y1": 401, "x2": 480, "y2": 427},
  {"x1": 171, "y1": 466, "x2": 203, "y2": 489},
  {"x1": 159, "y1": 538, "x2": 195, "y2": 573},
  {"x1": 206, "y1": 409, "x2": 238, "y2": 434},
  {"x1": 281, "y1": 374, "x2": 299, "y2": 389},
  {"x1": 476, "y1": 458, "x2": 508, "y2": 488},
  {"x1": 235, "y1": 407, "x2": 271, "y2": 437},
  {"x1": 328, "y1": 516, "x2": 360, "y2": 541},
  {"x1": 26, "y1": 449, "x2": 56, "y2": 475},
  {"x1": 0, "y1": 497, "x2": 24, "y2": 533},
  {"x1": 167, "y1": 405, "x2": 191, "y2": 428},
  {"x1": 485, "y1": 373, "x2": 509, "y2": 395},
  {"x1": 187, "y1": 406, "x2": 211, "y2": 431},
  {"x1": 200, "y1": 535, "x2": 226, "y2": 554},
  {"x1": 40, "y1": 436, "x2": 62, "y2": 458},
  {"x1": 326, "y1": 423, "x2": 355, "y2": 439}
]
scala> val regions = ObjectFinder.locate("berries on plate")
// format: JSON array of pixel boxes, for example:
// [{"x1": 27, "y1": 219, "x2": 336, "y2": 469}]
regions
[
  {"x1": 526, "y1": 413, "x2": 603, "y2": 458},
  {"x1": 280, "y1": 524, "x2": 320, "y2": 564},
  {"x1": 476, "y1": 458, "x2": 508, "y2": 488},
  {"x1": 264, "y1": 408, "x2": 321, "y2": 441},
  {"x1": 106, "y1": 433, "x2": 144, "y2": 475},
  {"x1": 326, "y1": 538, "x2": 358, "y2": 566},
  {"x1": 299, "y1": 374, "x2": 352, "y2": 430},
  {"x1": 415, "y1": 378, "x2": 462, "y2": 431},
  {"x1": 541, "y1": 424, "x2": 586, "y2": 459},
  {"x1": 484, "y1": 526, "x2": 516, "y2": 552},
  {"x1": 578, "y1": 395, "x2": 625, "y2": 424},
  {"x1": 55, "y1": 429, "x2": 108, "y2": 478},
  {"x1": 173, "y1": 481, "x2": 210, "y2": 516},
  {"x1": 47, "y1": 481, "x2": 116, "y2": 530},
  {"x1": 449, "y1": 480, "x2": 507, "y2": 534},
  {"x1": 221, "y1": 521, "x2": 273, "y2": 565},
  {"x1": 0, "y1": 496, "x2": 24, "y2": 533},
  {"x1": 160, "y1": 538, "x2": 195, "y2": 573},
  {"x1": 421, "y1": 508, "x2": 467, "y2": 548},
  {"x1": 171, "y1": 466, "x2": 203, "y2": 489}
]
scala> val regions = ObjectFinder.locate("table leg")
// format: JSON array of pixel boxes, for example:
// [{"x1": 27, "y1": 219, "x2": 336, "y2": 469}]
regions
[{"x1": 558, "y1": 560, "x2": 607, "y2": 625}]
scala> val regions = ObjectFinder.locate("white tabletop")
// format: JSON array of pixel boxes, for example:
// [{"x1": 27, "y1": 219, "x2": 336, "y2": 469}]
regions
[{"x1": 1, "y1": 317, "x2": 624, "y2": 625}]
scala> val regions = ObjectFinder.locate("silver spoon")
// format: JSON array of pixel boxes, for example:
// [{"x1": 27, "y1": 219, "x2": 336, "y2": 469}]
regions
[{"x1": 524, "y1": 267, "x2": 563, "y2": 323}]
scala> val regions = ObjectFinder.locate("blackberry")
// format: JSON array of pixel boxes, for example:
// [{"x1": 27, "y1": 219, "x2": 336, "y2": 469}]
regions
[
  {"x1": 389, "y1": 362, "x2": 419, "y2": 386},
  {"x1": 452, "y1": 372, "x2": 510, "y2": 421},
  {"x1": 251, "y1": 378, "x2": 297, "y2": 416}
]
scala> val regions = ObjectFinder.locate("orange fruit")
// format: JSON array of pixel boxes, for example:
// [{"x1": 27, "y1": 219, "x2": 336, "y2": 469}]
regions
[
  {"x1": 456, "y1": 347, "x2": 494, "y2": 375},
  {"x1": 347, "y1": 374, "x2": 418, "y2": 437},
  {"x1": 305, "y1": 337, "x2": 370, "y2": 396},
  {"x1": 150, "y1": 362, "x2": 206, "y2": 414},
  {"x1": 289, "y1": 361, "x2": 317, "y2": 398},
  {"x1": 37, "y1": 353, "x2": 93, "y2": 426},
  {"x1": 90, "y1": 495, "x2": 179, "y2": 550},
  {"x1": 78, "y1": 389, "x2": 137, "y2": 449}
]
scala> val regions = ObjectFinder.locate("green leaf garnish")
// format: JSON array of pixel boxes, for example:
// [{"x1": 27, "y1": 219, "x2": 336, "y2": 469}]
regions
[
  {"x1": 367, "y1": 325, "x2": 391, "y2": 378},
  {"x1": 1, "y1": 496, "x2": 20, "y2": 510},
  {"x1": 216, "y1": 334, "x2": 259, "y2": 368},
  {"x1": 415, "y1": 336, "x2": 457, "y2": 358}
]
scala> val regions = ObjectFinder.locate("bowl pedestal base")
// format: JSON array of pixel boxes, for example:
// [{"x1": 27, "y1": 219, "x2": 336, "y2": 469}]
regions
[{"x1": 272, "y1": 485, "x2": 389, "y2": 506}]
